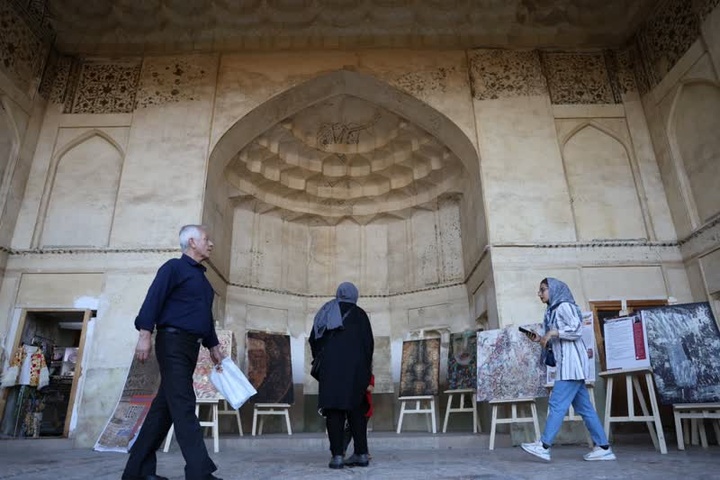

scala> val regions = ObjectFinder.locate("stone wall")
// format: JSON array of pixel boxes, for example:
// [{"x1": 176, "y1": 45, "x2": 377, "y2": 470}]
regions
[{"x1": 0, "y1": 0, "x2": 718, "y2": 445}]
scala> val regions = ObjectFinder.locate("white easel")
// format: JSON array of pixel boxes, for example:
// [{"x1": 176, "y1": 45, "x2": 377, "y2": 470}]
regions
[
  {"x1": 600, "y1": 367, "x2": 667, "y2": 454},
  {"x1": 396, "y1": 395, "x2": 437, "y2": 434},
  {"x1": 442, "y1": 389, "x2": 481, "y2": 433},
  {"x1": 673, "y1": 403, "x2": 720, "y2": 450},
  {"x1": 164, "y1": 398, "x2": 220, "y2": 453},
  {"x1": 488, "y1": 397, "x2": 540, "y2": 450},
  {"x1": 251, "y1": 403, "x2": 292, "y2": 435}
]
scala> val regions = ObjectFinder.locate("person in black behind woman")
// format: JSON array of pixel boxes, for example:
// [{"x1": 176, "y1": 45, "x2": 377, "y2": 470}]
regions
[
  {"x1": 122, "y1": 225, "x2": 225, "y2": 480},
  {"x1": 309, "y1": 282, "x2": 374, "y2": 469}
]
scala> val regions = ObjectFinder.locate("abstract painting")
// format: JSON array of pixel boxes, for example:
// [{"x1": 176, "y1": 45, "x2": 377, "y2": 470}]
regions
[
  {"x1": 448, "y1": 330, "x2": 478, "y2": 390},
  {"x1": 193, "y1": 330, "x2": 237, "y2": 400},
  {"x1": 642, "y1": 302, "x2": 720, "y2": 404},
  {"x1": 246, "y1": 331, "x2": 293, "y2": 404},
  {"x1": 399, "y1": 338, "x2": 440, "y2": 396},
  {"x1": 476, "y1": 325, "x2": 547, "y2": 402}
]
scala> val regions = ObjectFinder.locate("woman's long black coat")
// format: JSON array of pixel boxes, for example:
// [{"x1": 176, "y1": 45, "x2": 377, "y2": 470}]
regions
[{"x1": 309, "y1": 302, "x2": 374, "y2": 411}]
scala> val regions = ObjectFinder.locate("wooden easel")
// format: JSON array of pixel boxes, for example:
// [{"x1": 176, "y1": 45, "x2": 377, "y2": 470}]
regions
[
  {"x1": 251, "y1": 403, "x2": 292, "y2": 435},
  {"x1": 442, "y1": 389, "x2": 481, "y2": 433},
  {"x1": 396, "y1": 395, "x2": 437, "y2": 434},
  {"x1": 673, "y1": 403, "x2": 720, "y2": 450},
  {"x1": 488, "y1": 397, "x2": 540, "y2": 450},
  {"x1": 600, "y1": 367, "x2": 667, "y2": 454},
  {"x1": 164, "y1": 398, "x2": 220, "y2": 453}
]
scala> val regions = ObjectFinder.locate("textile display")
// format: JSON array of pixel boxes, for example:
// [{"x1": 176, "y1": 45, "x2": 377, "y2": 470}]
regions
[{"x1": 193, "y1": 330, "x2": 236, "y2": 400}]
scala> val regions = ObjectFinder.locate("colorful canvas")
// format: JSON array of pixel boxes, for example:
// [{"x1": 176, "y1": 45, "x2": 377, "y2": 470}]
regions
[
  {"x1": 642, "y1": 302, "x2": 720, "y2": 405},
  {"x1": 247, "y1": 331, "x2": 294, "y2": 404},
  {"x1": 193, "y1": 330, "x2": 237, "y2": 400},
  {"x1": 399, "y1": 338, "x2": 440, "y2": 396},
  {"x1": 448, "y1": 331, "x2": 477, "y2": 390},
  {"x1": 476, "y1": 325, "x2": 547, "y2": 402},
  {"x1": 94, "y1": 354, "x2": 161, "y2": 452}
]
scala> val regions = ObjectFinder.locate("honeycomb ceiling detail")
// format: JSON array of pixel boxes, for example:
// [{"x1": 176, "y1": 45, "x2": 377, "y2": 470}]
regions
[
  {"x1": 225, "y1": 95, "x2": 466, "y2": 225},
  {"x1": 47, "y1": 0, "x2": 659, "y2": 54}
]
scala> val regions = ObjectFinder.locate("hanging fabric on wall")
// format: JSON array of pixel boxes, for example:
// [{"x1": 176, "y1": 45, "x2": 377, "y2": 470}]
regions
[{"x1": 1, "y1": 345, "x2": 50, "y2": 390}]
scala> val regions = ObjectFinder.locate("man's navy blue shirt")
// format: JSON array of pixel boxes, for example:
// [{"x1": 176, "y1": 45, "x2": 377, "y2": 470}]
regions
[{"x1": 135, "y1": 254, "x2": 219, "y2": 348}]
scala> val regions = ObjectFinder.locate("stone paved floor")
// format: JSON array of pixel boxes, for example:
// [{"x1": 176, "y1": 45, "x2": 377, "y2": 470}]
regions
[{"x1": 1, "y1": 435, "x2": 718, "y2": 480}]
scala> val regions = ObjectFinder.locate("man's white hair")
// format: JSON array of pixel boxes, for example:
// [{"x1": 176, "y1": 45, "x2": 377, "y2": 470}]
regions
[{"x1": 179, "y1": 224, "x2": 206, "y2": 252}]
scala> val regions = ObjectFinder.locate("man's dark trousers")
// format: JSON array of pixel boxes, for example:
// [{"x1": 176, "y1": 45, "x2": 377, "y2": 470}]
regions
[{"x1": 123, "y1": 330, "x2": 216, "y2": 480}]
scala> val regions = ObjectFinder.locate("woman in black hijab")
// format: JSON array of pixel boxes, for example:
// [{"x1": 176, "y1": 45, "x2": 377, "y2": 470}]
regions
[{"x1": 309, "y1": 282, "x2": 374, "y2": 469}]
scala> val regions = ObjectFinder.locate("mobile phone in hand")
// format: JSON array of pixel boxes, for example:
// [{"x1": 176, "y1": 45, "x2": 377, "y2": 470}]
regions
[{"x1": 518, "y1": 326, "x2": 538, "y2": 340}]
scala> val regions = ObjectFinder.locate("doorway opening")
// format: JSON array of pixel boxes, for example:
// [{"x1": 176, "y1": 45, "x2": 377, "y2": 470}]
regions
[{"x1": 1, "y1": 309, "x2": 92, "y2": 438}]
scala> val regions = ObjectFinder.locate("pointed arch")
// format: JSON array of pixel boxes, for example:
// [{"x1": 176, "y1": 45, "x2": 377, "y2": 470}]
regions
[
  {"x1": 0, "y1": 96, "x2": 23, "y2": 218},
  {"x1": 561, "y1": 122, "x2": 647, "y2": 240},
  {"x1": 204, "y1": 69, "x2": 487, "y2": 287},
  {"x1": 208, "y1": 70, "x2": 480, "y2": 180},
  {"x1": 666, "y1": 78, "x2": 720, "y2": 226},
  {"x1": 38, "y1": 130, "x2": 124, "y2": 247}
]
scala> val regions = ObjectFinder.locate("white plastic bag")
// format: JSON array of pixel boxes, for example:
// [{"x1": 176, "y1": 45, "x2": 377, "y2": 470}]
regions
[{"x1": 210, "y1": 357, "x2": 257, "y2": 409}]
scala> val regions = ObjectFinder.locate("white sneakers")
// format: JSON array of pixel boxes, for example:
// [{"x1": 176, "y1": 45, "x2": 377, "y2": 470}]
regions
[
  {"x1": 583, "y1": 446, "x2": 617, "y2": 461},
  {"x1": 521, "y1": 442, "x2": 617, "y2": 462},
  {"x1": 521, "y1": 441, "x2": 551, "y2": 461}
]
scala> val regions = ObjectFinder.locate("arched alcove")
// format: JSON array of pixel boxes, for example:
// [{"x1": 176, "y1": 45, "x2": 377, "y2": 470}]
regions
[
  {"x1": 562, "y1": 124, "x2": 646, "y2": 240},
  {"x1": 205, "y1": 70, "x2": 487, "y2": 296},
  {"x1": 671, "y1": 81, "x2": 720, "y2": 224},
  {"x1": 41, "y1": 133, "x2": 123, "y2": 247}
]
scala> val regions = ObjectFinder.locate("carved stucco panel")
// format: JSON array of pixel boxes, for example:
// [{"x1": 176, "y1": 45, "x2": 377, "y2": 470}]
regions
[
  {"x1": 135, "y1": 56, "x2": 213, "y2": 108},
  {"x1": 542, "y1": 52, "x2": 615, "y2": 105},
  {"x1": 0, "y1": 2, "x2": 49, "y2": 94},
  {"x1": 70, "y1": 61, "x2": 141, "y2": 114},
  {"x1": 637, "y1": 0, "x2": 700, "y2": 87},
  {"x1": 468, "y1": 49, "x2": 547, "y2": 100}
]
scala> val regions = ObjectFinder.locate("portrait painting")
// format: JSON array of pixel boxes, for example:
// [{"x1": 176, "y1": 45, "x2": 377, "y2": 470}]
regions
[
  {"x1": 399, "y1": 338, "x2": 440, "y2": 396},
  {"x1": 246, "y1": 331, "x2": 294, "y2": 404},
  {"x1": 448, "y1": 330, "x2": 478, "y2": 390}
]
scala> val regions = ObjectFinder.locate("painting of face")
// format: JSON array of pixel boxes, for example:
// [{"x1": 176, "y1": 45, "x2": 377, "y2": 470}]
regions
[{"x1": 448, "y1": 331, "x2": 477, "y2": 390}]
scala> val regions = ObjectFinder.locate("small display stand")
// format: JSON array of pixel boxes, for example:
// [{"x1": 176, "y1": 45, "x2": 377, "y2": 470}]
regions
[
  {"x1": 217, "y1": 398, "x2": 243, "y2": 436},
  {"x1": 442, "y1": 389, "x2": 481, "y2": 433},
  {"x1": 251, "y1": 403, "x2": 292, "y2": 436},
  {"x1": 673, "y1": 403, "x2": 720, "y2": 450},
  {"x1": 488, "y1": 397, "x2": 540, "y2": 450},
  {"x1": 164, "y1": 398, "x2": 219, "y2": 453},
  {"x1": 599, "y1": 367, "x2": 667, "y2": 454},
  {"x1": 396, "y1": 396, "x2": 437, "y2": 434}
]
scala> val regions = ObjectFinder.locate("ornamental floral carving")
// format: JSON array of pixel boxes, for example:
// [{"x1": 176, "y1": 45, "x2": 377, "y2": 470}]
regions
[
  {"x1": 542, "y1": 52, "x2": 615, "y2": 104},
  {"x1": 468, "y1": 49, "x2": 546, "y2": 100},
  {"x1": 70, "y1": 62, "x2": 141, "y2": 113},
  {"x1": 135, "y1": 56, "x2": 211, "y2": 108}
]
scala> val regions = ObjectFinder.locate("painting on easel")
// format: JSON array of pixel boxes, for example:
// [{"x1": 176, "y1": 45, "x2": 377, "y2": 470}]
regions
[
  {"x1": 448, "y1": 331, "x2": 477, "y2": 390},
  {"x1": 246, "y1": 331, "x2": 293, "y2": 404},
  {"x1": 399, "y1": 338, "x2": 440, "y2": 396},
  {"x1": 476, "y1": 325, "x2": 547, "y2": 402},
  {"x1": 642, "y1": 302, "x2": 720, "y2": 404}
]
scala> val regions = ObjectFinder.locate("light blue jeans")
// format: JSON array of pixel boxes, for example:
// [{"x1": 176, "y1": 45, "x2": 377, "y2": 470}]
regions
[{"x1": 541, "y1": 379, "x2": 609, "y2": 447}]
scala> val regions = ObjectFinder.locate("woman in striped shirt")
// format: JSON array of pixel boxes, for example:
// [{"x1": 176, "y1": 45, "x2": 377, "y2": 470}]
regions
[{"x1": 521, "y1": 278, "x2": 616, "y2": 462}]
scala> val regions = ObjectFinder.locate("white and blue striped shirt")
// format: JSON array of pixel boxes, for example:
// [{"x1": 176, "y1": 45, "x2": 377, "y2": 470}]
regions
[{"x1": 547, "y1": 303, "x2": 588, "y2": 381}]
